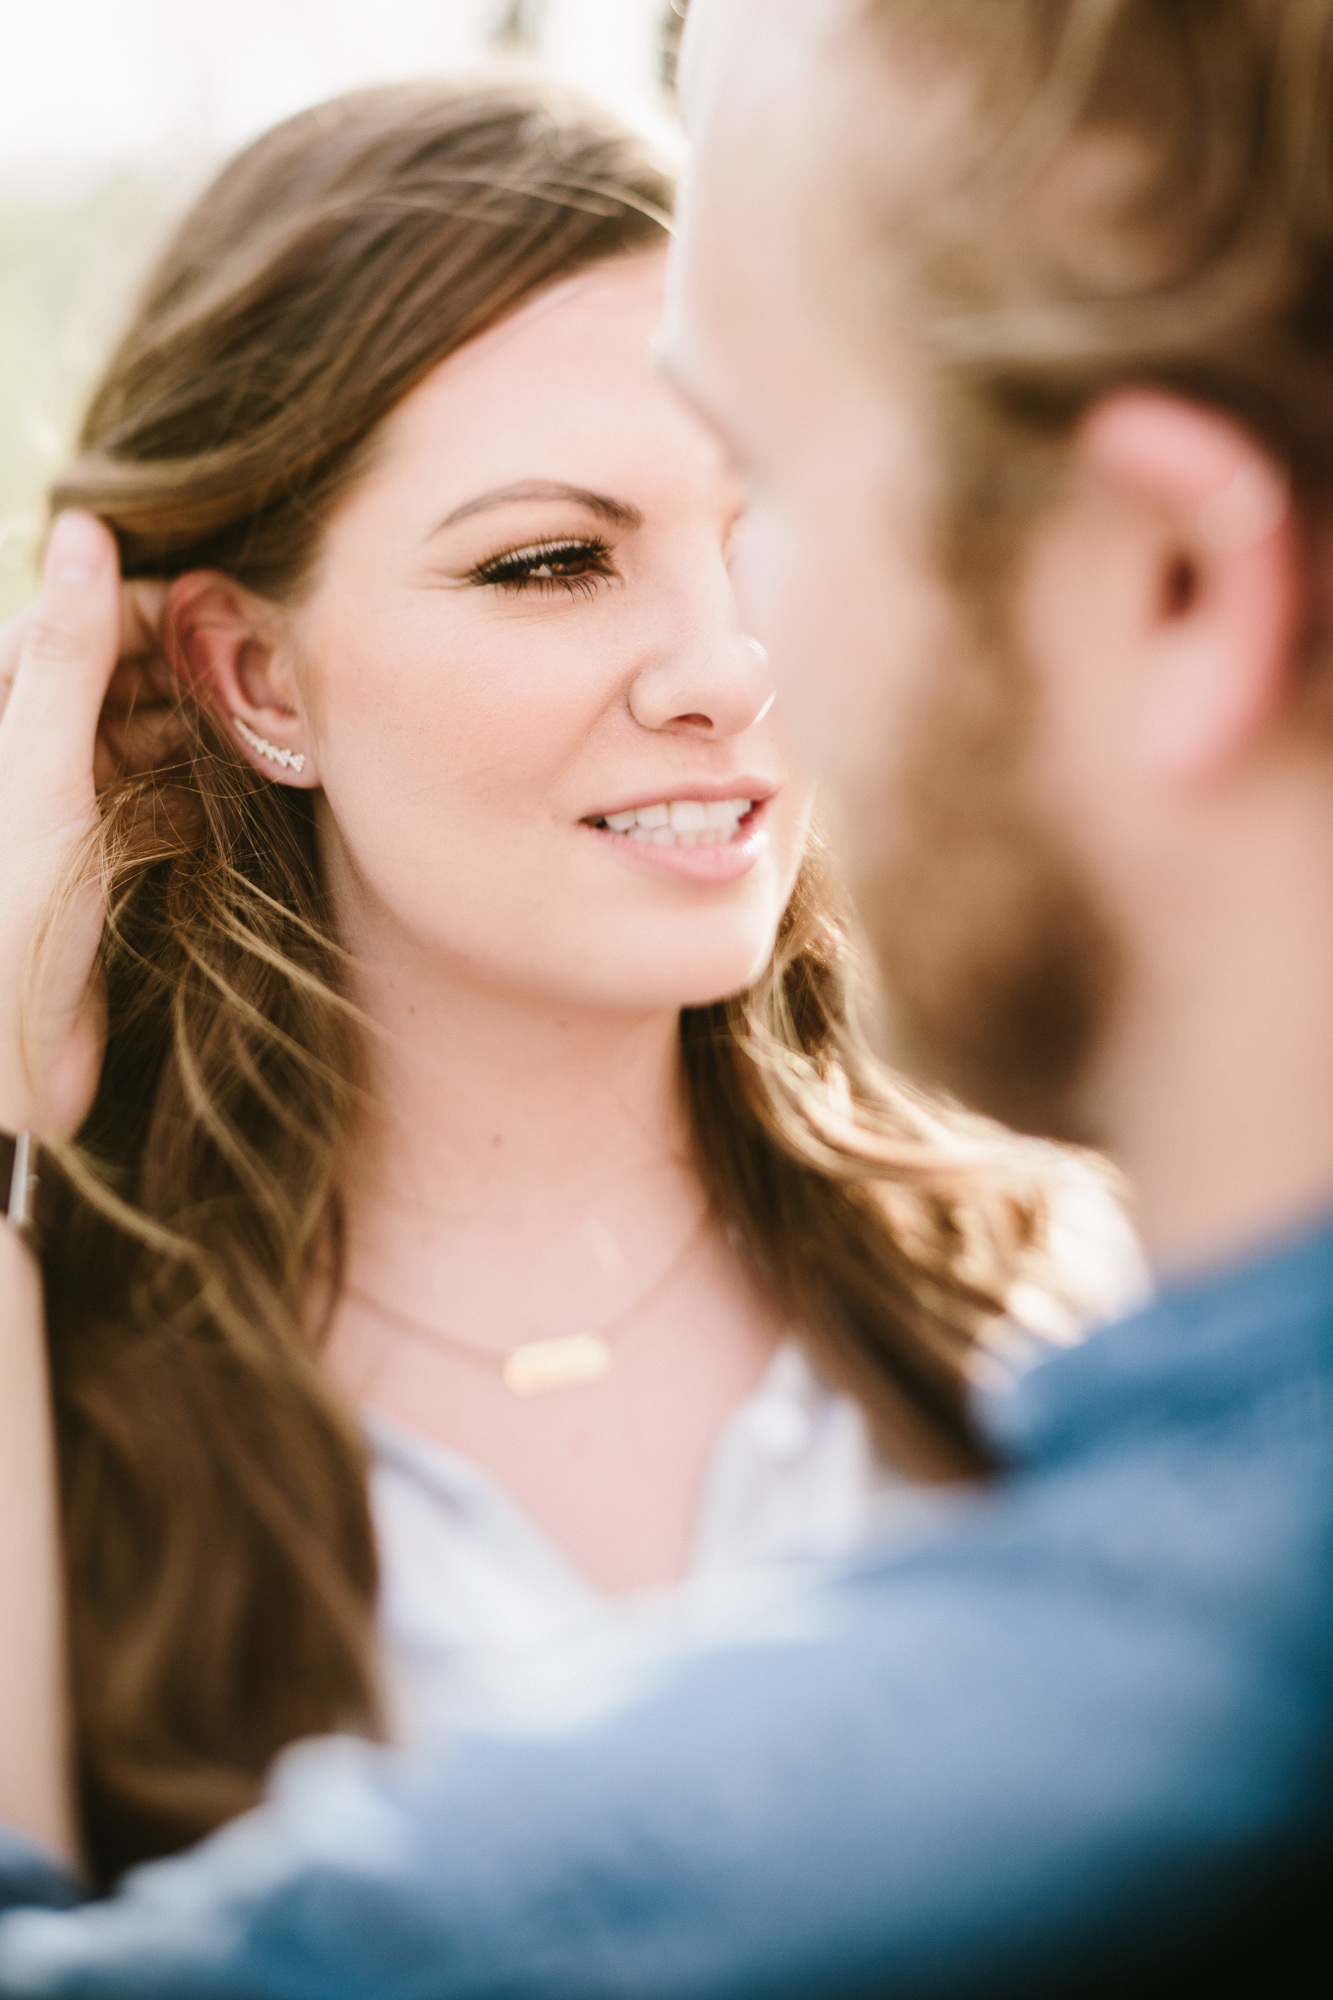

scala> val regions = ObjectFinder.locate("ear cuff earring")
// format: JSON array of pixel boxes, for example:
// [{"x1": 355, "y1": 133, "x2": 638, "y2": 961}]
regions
[{"x1": 234, "y1": 716, "x2": 305, "y2": 774}]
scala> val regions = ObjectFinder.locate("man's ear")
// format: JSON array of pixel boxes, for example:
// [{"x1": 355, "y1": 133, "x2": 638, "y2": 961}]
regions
[
  {"x1": 1077, "y1": 391, "x2": 1303, "y2": 782},
  {"x1": 163, "y1": 572, "x2": 320, "y2": 788}
]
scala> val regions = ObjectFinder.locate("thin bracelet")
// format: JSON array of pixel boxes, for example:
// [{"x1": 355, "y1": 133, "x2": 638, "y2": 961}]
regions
[{"x1": 1, "y1": 1129, "x2": 41, "y2": 1252}]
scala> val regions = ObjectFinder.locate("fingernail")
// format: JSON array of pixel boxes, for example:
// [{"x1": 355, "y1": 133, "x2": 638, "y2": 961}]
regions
[{"x1": 45, "y1": 511, "x2": 107, "y2": 584}]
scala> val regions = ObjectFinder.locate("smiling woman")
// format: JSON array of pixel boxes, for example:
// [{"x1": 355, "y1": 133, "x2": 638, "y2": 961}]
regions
[{"x1": 9, "y1": 77, "x2": 1132, "y2": 1890}]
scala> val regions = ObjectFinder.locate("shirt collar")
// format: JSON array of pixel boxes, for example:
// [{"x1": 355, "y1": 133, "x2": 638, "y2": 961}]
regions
[{"x1": 974, "y1": 1209, "x2": 1333, "y2": 1468}]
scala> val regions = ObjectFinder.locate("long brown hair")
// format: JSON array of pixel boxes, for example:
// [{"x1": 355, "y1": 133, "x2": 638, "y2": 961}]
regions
[{"x1": 44, "y1": 76, "x2": 1062, "y2": 1888}]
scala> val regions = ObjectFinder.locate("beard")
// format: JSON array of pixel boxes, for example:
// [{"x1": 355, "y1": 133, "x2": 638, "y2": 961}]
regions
[{"x1": 848, "y1": 627, "x2": 1122, "y2": 1147}]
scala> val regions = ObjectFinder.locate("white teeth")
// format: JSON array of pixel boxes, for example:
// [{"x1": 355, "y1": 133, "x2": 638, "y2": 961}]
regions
[{"x1": 595, "y1": 796, "x2": 757, "y2": 848}]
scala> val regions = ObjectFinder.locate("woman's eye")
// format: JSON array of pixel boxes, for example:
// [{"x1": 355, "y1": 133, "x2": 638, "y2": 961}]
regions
[{"x1": 472, "y1": 538, "x2": 615, "y2": 598}]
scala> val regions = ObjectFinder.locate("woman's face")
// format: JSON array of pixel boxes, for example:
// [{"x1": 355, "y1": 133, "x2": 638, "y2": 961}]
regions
[{"x1": 291, "y1": 250, "x2": 812, "y2": 1014}]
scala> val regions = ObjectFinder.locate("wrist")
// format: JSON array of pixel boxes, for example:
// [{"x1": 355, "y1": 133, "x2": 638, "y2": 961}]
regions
[
  {"x1": 0, "y1": 1204, "x2": 42, "y2": 1288},
  {"x1": 1, "y1": 1129, "x2": 47, "y2": 1257}
]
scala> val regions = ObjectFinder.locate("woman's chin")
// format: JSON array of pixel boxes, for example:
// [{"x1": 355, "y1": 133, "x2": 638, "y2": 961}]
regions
[{"x1": 586, "y1": 944, "x2": 780, "y2": 1017}]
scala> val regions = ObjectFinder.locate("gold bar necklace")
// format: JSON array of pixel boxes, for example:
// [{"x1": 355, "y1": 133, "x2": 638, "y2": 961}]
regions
[{"x1": 347, "y1": 1208, "x2": 711, "y2": 1398}]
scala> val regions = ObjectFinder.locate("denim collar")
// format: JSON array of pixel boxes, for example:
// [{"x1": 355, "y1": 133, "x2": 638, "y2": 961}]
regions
[{"x1": 975, "y1": 1211, "x2": 1333, "y2": 1469}]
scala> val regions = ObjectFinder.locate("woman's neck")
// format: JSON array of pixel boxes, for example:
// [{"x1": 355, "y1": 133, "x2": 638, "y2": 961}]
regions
[
  {"x1": 339, "y1": 928, "x2": 704, "y2": 1352},
  {"x1": 326, "y1": 934, "x2": 788, "y2": 1588},
  {"x1": 320, "y1": 880, "x2": 787, "y2": 1598}
]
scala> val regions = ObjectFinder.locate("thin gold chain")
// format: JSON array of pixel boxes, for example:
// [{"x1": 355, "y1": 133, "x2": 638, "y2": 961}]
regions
[{"x1": 345, "y1": 1206, "x2": 711, "y2": 1378}]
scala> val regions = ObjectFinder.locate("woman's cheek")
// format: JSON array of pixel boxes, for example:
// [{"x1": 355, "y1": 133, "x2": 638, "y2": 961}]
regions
[{"x1": 312, "y1": 652, "x2": 563, "y2": 895}]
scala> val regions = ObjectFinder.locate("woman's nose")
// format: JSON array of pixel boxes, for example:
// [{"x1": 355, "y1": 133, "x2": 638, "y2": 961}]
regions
[{"x1": 628, "y1": 626, "x2": 775, "y2": 738}]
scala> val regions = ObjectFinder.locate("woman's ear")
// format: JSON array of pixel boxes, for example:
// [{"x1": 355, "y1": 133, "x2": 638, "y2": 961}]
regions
[{"x1": 163, "y1": 571, "x2": 321, "y2": 788}]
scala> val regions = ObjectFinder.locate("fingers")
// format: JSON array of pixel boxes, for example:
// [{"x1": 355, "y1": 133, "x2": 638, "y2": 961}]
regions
[
  {"x1": 0, "y1": 575, "x2": 169, "y2": 727},
  {"x1": 0, "y1": 548, "x2": 167, "y2": 733},
  {"x1": 0, "y1": 539, "x2": 178, "y2": 797},
  {"x1": 0, "y1": 612, "x2": 31, "y2": 727},
  {"x1": 0, "y1": 515, "x2": 123, "y2": 796}
]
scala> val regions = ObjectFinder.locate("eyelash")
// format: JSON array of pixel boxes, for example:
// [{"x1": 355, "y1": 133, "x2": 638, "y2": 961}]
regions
[{"x1": 470, "y1": 536, "x2": 616, "y2": 599}]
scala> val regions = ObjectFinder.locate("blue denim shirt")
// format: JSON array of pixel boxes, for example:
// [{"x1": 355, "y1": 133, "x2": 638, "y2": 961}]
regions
[{"x1": 2, "y1": 1218, "x2": 1330, "y2": 1996}]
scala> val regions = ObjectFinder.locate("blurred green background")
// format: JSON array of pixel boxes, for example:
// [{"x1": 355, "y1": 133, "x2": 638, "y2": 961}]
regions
[{"x1": 0, "y1": 174, "x2": 189, "y2": 618}]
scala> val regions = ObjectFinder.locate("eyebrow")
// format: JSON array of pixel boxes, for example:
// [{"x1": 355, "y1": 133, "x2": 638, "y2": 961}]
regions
[{"x1": 428, "y1": 480, "x2": 644, "y2": 538}]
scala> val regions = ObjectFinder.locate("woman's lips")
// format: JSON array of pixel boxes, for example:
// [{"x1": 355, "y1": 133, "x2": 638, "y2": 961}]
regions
[{"x1": 582, "y1": 796, "x2": 772, "y2": 882}]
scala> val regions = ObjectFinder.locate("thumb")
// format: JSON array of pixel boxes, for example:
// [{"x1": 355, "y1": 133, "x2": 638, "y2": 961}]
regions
[{"x1": 0, "y1": 513, "x2": 122, "y2": 803}]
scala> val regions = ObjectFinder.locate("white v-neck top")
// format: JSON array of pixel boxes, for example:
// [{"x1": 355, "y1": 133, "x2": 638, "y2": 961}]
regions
[
  {"x1": 365, "y1": 1343, "x2": 959, "y2": 1749},
  {"x1": 365, "y1": 1172, "x2": 1150, "y2": 1748}
]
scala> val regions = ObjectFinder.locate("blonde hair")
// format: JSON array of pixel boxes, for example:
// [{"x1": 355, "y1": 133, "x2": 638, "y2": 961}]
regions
[{"x1": 45, "y1": 76, "x2": 1060, "y2": 1887}]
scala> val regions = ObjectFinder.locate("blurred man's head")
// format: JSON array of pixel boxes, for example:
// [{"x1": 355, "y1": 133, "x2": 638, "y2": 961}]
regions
[{"x1": 665, "y1": 0, "x2": 1332, "y2": 1170}]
